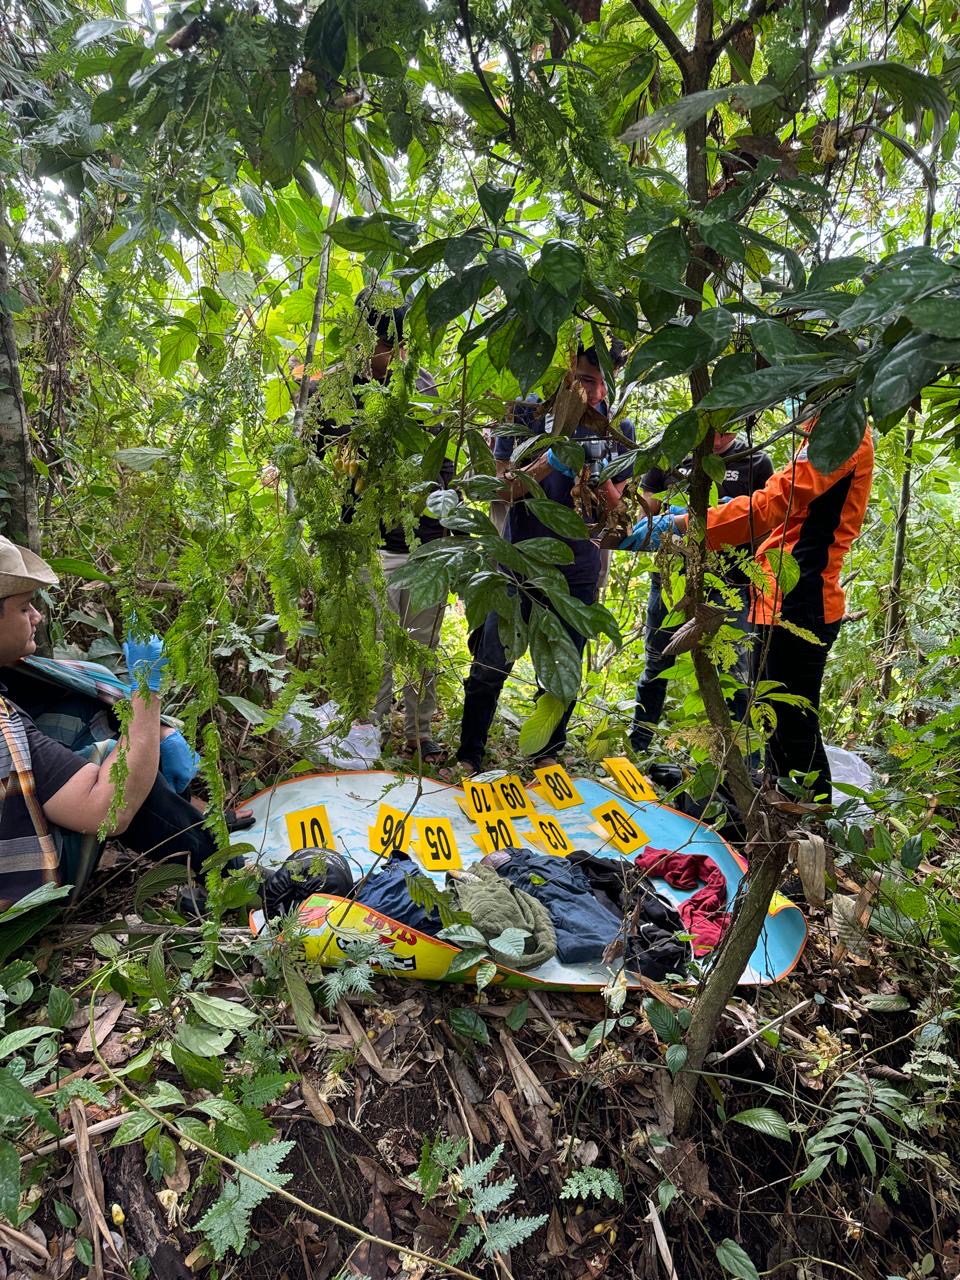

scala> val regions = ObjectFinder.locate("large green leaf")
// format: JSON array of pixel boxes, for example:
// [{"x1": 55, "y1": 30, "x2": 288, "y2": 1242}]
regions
[
  {"x1": 425, "y1": 265, "x2": 489, "y2": 338},
  {"x1": 837, "y1": 261, "x2": 958, "y2": 330},
  {"x1": 524, "y1": 499, "x2": 588, "y2": 540},
  {"x1": 870, "y1": 333, "x2": 960, "y2": 420},
  {"x1": 807, "y1": 395, "x2": 868, "y2": 472},
  {"x1": 816, "y1": 59, "x2": 952, "y2": 142},
  {"x1": 486, "y1": 248, "x2": 528, "y2": 304},
  {"x1": 716, "y1": 1238, "x2": 761, "y2": 1280},
  {"x1": 905, "y1": 296, "x2": 960, "y2": 339},
  {"x1": 730, "y1": 1107, "x2": 792, "y2": 1141},
  {"x1": 620, "y1": 84, "x2": 780, "y2": 142},
  {"x1": 477, "y1": 181, "x2": 514, "y2": 225},
  {"x1": 699, "y1": 364, "x2": 829, "y2": 413},
  {"x1": 518, "y1": 693, "x2": 566, "y2": 755},
  {"x1": 627, "y1": 309, "x2": 734, "y2": 383},
  {"x1": 528, "y1": 607, "x2": 583, "y2": 701},
  {"x1": 537, "y1": 239, "x2": 584, "y2": 295},
  {"x1": 508, "y1": 328, "x2": 556, "y2": 394},
  {"x1": 326, "y1": 214, "x2": 419, "y2": 254}
]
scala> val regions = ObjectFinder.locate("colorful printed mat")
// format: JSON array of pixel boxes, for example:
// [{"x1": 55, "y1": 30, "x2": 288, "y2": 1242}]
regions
[{"x1": 235, "y1": 765, "x2": 806, "y2": 989}]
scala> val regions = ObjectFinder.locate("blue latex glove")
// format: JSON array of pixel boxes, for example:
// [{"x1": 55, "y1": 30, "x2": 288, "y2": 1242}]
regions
[
  {"x1": 123, "y1": 633, "x2": 167, "y2": 693},
  {"x1": 668, "y1": 504, "x2": 688, "y2": 515},
  {"x1": 720, "y1": 495, "x2": 733, "y2": 504},
  {"x1": 545, "y1": 447, "x2": 575, "y2": 479},
  {"x1": 160, "y1": 730, "x2": 201, "y2": 794},
  {"x1": 619, "y1": 513, "x2": 681, "y2": 552}
]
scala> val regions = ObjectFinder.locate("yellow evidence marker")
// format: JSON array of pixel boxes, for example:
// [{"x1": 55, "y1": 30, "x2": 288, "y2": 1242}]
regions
[
  {"x1": 285, "y1": 804, "x2": 335, "y2": 854},
  {"x1": 533, "y1": 763, "x2": 582, "y2": 809},
  {"x1": 413, "y1": 816, "x2": 463, "y2": 870},
  {"x1": 494, "y1": 774, "x2": 535, "y2": 817},
  {"x1": 527, "y1": 813, "x2": 575, "y2": 857},
  {"x1": 601, "y1": 756, "x2": 658, "y2": 803},
  {"x1": 591, "y1": 798, "x2": 650, "y2": 856},
  {"x1": 473, "y1": 812, "x2": 521, "y2": 854},
  {"x1": 367, "y1": 803, "x2": 413, "y2": 857}
]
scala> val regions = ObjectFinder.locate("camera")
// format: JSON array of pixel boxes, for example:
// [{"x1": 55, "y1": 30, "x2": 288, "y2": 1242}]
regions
[{"x1": 581, "y1": 436, "x2": 614, "y2": 487}]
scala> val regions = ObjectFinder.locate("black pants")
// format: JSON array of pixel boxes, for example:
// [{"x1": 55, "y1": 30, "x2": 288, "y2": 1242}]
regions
[
  {"x1": 755, "y1": 618, "x2": 841, "y2": 795},
  {"x1": 121, "y1": 774, "x2": 216, "y2": 873},
  {"x1": 458, "y1": 582, "x2": 594, "y2": 769},
  {"x1": 631, "y1": 576, "x2": 752, "y2": 752}
]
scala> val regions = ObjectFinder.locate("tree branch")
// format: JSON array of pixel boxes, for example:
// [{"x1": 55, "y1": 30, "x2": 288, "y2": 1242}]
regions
[
  {"x1": 712, "y1": 0, "x2": 788, "y2": 59},
  {"x1": 458, "y1": 0, "x2": 515, "y2": 140},
  {"x1": 627, "y1": 0, "x2": 688, "y2": 71}
]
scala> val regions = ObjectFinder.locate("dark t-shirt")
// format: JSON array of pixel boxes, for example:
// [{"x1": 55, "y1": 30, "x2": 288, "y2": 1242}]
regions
[
  {"x1": 317, "y1": 369, "x2": 454, "y2": 554},
  {"x1": 642, "y1": 440, "x2": 773, "y2": 584},
  {"x1": 2, "y1": 696, "x2": 88, "y2": 805},
  {"x1": 495, "y1": 412, "x2": 636, "y2": 589}
]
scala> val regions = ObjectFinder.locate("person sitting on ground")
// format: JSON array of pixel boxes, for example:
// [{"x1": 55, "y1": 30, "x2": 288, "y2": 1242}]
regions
[
  {"x1": 621, "y1": 418, "x2": 874, "y2": 796},
  {"x1": 0, "y1": 537, "x2": 235, "y2": 907},
  {"x1": 304, "y1": 288, "x2": 452, "y2": 765},
  {"x1": 456, "y1": 340, "x2": 634, "y2": 776},
  {"x1": 630, "y1": 427, "x2": 773, "y2": 755}
]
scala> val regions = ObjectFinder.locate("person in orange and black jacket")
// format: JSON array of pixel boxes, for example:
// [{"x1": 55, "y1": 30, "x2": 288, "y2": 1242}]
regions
[{"x1": 621, "y1": 422, "x2": 875, "y2": 795}]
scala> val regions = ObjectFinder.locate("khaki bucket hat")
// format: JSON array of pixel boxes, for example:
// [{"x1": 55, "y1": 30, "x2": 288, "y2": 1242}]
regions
[{"x1": 0, "y1": 537, "x2": 59, "y2": 598}]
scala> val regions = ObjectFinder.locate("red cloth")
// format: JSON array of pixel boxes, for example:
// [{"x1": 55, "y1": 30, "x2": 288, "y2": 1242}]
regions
[{"x1": 634, "y1": 847, "x2": 731, "y2": 955}]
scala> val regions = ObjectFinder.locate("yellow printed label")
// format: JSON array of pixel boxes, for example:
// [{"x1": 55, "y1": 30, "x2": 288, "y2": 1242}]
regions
[
  {"x1": 528, "y1": 813, "x2": 574, "y2": 857},
  {"x1": 413, "y1": 817, "x2": 462, "y2": 871},
  {"x1": 367, "y1": 803, "x2": 412, "y2": 857},
  {"x1": 592, "y1": 799, "x2": 649, "y2": 855},
  {"x1": 462, "y1": 777, "x2": 504, "y2": 822},
  {"x1": 602, "y1": 756, "x2": 658, "y2": 803},
  {"x1": 473, "y1": 812, "x2": 521, "y2": 855},
  {"x1": 494, "y1": 774, "x2": 535, "y2": 816},
  {"x1": 285, "y1": 804, "x2": 335, "y2": 854},
  {"x1": 533, "y1": 764, "x2": 582, "y2": 809}
]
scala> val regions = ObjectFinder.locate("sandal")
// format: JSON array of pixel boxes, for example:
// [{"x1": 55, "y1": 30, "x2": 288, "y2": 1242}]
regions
[{"x1": 405, "y1": 739, "x2": 447, "y2": 765}]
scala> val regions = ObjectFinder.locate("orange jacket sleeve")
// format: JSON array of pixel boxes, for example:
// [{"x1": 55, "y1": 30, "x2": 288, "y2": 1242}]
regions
[{"x1": 703, "y1": 446, "x2": 854, "y2": 550}]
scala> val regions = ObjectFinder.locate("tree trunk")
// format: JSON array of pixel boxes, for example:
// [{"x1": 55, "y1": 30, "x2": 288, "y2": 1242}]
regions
[{"x1": 0, "y1": 237, "x2": 41, "y2": 551}]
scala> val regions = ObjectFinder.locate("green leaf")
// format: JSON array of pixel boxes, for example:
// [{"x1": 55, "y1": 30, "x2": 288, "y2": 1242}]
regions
[
  {"x1": 837, "y1": 260, "x2": 957, "y2": 330},
  {"x1": 281, "y1": 956, "x2": 324, "y2": 1037},
  {"x1": 505, "y1": 998, "x2": 529, "y2": 1031},
  {"x1": 518, "y1": 692, "x2": 565, "y2": 755},
  {"x1": 0, "y1": 1067, "x2": 47, "y2": 1120},
  {"x1": 110, "y1": 1110, "x2": 159, "y2": 1147},
  {"x1": 448, "y1": 1007, "x2": 490, "y2": 1044},
  {"x1": 621, "y1": 84, "x2": 779, "y2": 142},
  {"x1": 528, "y1": 608, "x2": 583, "y2": 702},
  {"x1": 487, "y1": 248, "x2": 528, "y2": 303},
  {"x1": 538, "y1": 239, "x2": 584, "y2": 295},
  {"x1": 425, "y1": 265, "x2": 489, "y2": 338},
  {"x1": 853, "y1": 1126, "x2": 877, "y2": 1175},
  {"x1": 221, "y1": 694, "x2": 269, "y2": 726},
  {"x1": 477, "y1": 181, "x2": 513, "y2": 225},
  {"x1": 765, "y1": 550, "x2": 800, "y2": 597},
  {"x1": 76, "y1": 1238, "x2": 94, "y2": 1267},
  {"x1": 699, "y1": 364, "x2": 827, "y2": 413},
  {"x1": 444, "y1": 233, "x2": 485, "y2": 275},
  {"x1": 358, "y1": 46, "x2": 405, "y2": 77},
  {"x1": 74, "y1": 17, "x2": 129, "y2": 47},
  {"x1": 475, "y1": 960, "x2": 498, "y2": 990},
  {"x1": 0, "y1": 1138, "x2": 19, "y2": 1222},
  {"x1": 862, "y1": 993, "x2": 911, "y2": 1012},
  {"x1": 807, "y1": 396, "x2": 868, "y2": 472},
  {"x1": 508, "y1": 327, "x2": 557, "y2": 394},
  {"x1": 905, "y1": 296, "x2": 960, "y2": 339},
  {"x1": 46, "y1": 985, "x2": 75, "y2": 1030},
  {"x1": 870, "y1": 333, "x2": 960, "y2": 421},
  {"x1": 730, "y1": 1107, "x2": 792, "y2": 1141},
  {"x1": 54, "y1": 1199, "x2": 79, "y2": 1229},
  {"x1": 115, "y1": 446, "x2": 172, "y2": 471},
  {"x1": 133, "y1": 863, "x2": 190, "y2": 911},
  {"x1": 196, "y1": 1141, "x2": 294, "y2": 1260},
  {"x1": 716, "y1": 1237, "x2": 761, "y2": 1280},
  {"x1": 816, "y1": 59, "x2": 952, "y2": 142},
  {"x1": 304, "y1": 0, "x2": 346, "y2": 76},
  {"x1": 665, "y1": 1043, "x2": 687, "y2": 1076},
  {"x1": 147, "y1": 938, "x2": 170, "y2": 1006},
  {"x1": 488, "y1": 927, "x2": 529, "y2": 962},
  {"x1": 791, "y1": 1151, "x2": 833, "y2": 1188},
  {"x1": 643, "y1": 997, "x2": 681, "y2": 1044},
  {"x1": 523, "y1": 499, "x2": 588, "y2": 540},
  {"x1": 171, "y1": 1042, "x2": 224, "y2": 1090},
  {"x1": 658, "y1": 409, "x2": 703, "y2": 465},
  {"x1": 239, "y1": 183, "x2": 266, "y2": 218},
  {"x1": 186, "y1": 992, "x2": 258, "y2": 1031},
  {"x1": 46, "y1": 557, "x2": 110, "y2": 583},
  {"x1": 174, "y1": 1022, "x2": 235, "y2": 1057},
  {"x1": 326, "y1": 214, "x2": 418, "y2": 254}
]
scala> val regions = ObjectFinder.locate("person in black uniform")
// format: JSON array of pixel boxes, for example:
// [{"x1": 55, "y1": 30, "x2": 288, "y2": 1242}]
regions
[{"x1": 629, "y1": 430, "x2": 773, "y2": 754}]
